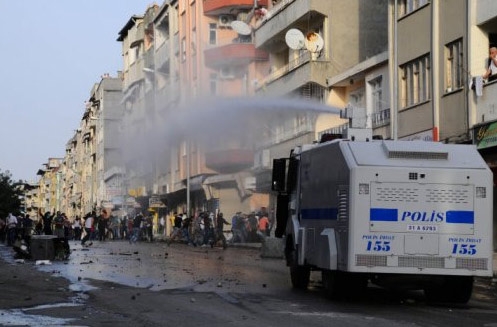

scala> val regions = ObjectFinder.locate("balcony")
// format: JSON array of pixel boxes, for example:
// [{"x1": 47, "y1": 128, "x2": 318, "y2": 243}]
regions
[
  {"x1": 256, "y1": 52, "x2": 331, "y2": 96},
  {"x1": 372, "y1": 108, "x2": 391, "y2": 128},
  {"x1": 123, "y1": 59, "x2": 145, "y2": 91},
  {"x1": 205, "y1": 149, "x2": 255, "y2": 173},
  {"x1": 203, "y1": 0, "x2": 268, "y2": 15},
  {"x1": 255, "y1": 0, "x2": 330, "y2": 49},
  {"x1": 155, "y1": 39, "x2": 170, "y2": 70},
  {"x1": 204, "y1": 42, "x2": 268, "y2": 68}
]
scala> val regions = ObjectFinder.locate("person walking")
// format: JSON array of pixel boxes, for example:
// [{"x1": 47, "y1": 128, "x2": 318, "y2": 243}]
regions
[
  {"x1": 216, "y1": 213, "x2": 230, "y2": 249},
  {"x1": 81, "y1": 213, "x2": 94, "y2": 247},
  {"x1": 130, "y1": 214, "x2": 143, "y2": 244}
]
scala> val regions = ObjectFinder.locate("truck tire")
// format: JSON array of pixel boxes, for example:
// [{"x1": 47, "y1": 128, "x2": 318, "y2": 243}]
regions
[
  {"x1": 287, "y1": 242, "x2": 310, "y2": 289},
  {"x1": 424, "y1": 276, "x2": 473, "y2": 304}
]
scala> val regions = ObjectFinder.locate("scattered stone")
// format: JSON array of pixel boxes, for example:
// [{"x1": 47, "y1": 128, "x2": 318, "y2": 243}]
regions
[
  {"x1": 119, "y1": 253, "x2": 132, "y2": 256},
  {"x1": 14, "y1": 259, "x2": 25, "y2": 264},
  {"x1": 24, "y1": 297, "x2": 32, "y2": 301},
  {"x1": 131, "y1": 295, "x2": 136, "y2": 300},
  {"x1": 133, "y1": 251, "x2": 139, "y2": 254},
  {"x1": 262, "y1": 284, "x2": 267, "y2": 288},
  {"x1": 217, "y1": 282, "x2": 222, "y2": 288},
  {"x1": 78, "y1": 277, "x2": 82, "y2": 281},
  {"x1": 197, "y1": 279, "x2": 207, "y2": 284},
  {"x1": 190, "y1": 298, "x2": 196, "y2": 303},
  {"x1": 36, "y1": 260, "x2": 52, "y2": 266}
]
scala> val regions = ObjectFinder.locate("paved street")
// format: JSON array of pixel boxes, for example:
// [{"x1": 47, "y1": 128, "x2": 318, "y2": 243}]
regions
[{"x1": 1, "y1": 241, "x2": 497, "y2": 326}]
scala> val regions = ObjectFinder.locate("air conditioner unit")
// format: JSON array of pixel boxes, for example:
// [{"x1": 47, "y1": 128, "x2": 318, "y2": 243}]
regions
[
  {"x1": 219, "y1": 15, "x2": 234, "y2": 27},
  {"x1": 219, "y1": 66, "x2": 235, "y2": 79}
]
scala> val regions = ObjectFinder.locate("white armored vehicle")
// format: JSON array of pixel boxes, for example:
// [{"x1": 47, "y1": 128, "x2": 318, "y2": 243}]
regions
[{"x1": 272, "y1": 139, "x2": 493, "y2": 303}]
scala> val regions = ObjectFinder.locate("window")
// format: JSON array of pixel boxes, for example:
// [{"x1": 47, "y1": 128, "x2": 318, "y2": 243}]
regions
[
  {"x1": 400, "y1": 54, "x2": 431, "y2": 108},
  {"x1": 399, "y1": 0, "x2": 429, "y2": 17},
  {"x1": 209, "y1": 23, "x2": 217, "y2": 45},
  {"x1": 445, "y1": 39, "x2": 463, "y2": 92},
  {"x1": 369, "y1": 76, "x2": 383, "y2": 113},
  {"x1": 210, "y1": 73, "x2": 218, "y2": 95}
]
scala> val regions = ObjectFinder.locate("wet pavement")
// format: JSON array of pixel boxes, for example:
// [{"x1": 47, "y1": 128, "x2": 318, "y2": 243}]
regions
[{"x1": 2, "y1": 241, "x2": 497, "y2": 326}]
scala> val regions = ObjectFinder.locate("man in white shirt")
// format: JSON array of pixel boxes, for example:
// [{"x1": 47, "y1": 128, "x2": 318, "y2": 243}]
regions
[
  {"x1": 483, "y1": 47, "x2": 497, "y2": 81},
  {"x1": 6, "y1": 213, "x2": 18, "y2": 246},
  {"x1": 81, "y1": 214, "x2": 94, "y2": 247}
]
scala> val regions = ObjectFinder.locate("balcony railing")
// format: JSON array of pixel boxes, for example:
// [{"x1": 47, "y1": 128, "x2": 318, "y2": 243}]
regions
[
  {"x1": 256, "y1": 0, "x2": 296, "y2": 28},
  {"x1": 372, "y1": 108, "x2": 391, "y2": 128},
  {"x1": 155, "y1": 39, "x2": 170, "y2": 68},
  {"x1": 259, "y1": 51, "x2": 314, "y2": 87}
]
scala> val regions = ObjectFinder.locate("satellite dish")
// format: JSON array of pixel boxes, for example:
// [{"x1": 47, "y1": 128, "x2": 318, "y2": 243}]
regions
[
  {"x1": 285, "y1": 29, "x2": 305, "y2": 50},
  {"x1": 305, "y1": 32, "x2": 324, "y2": 52},
  {"x1": 231, "y1": 21, "x2": 252, "y2": 36}
]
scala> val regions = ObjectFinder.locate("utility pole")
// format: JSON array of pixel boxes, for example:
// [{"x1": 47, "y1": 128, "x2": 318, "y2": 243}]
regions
[{"x1": 186, "y1": 140, "x2": 190, "y2": 218}]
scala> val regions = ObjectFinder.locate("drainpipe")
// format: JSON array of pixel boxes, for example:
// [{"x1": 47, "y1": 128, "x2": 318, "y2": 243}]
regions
[
  {"x1": 431, "y1": 1, "x2": 440, "y2": 142},
  {"x1": 392, "y1": 0, "x2": 399, "y2": 140}
]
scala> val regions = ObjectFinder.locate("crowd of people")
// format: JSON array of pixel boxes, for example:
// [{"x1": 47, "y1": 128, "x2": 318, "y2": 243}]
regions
[
  {"x1": 167, "y1": 209, "x2": 273, "y2": 249},
  {"x1": 0, "y1": 207, "x2": 274, "y2": 250}
]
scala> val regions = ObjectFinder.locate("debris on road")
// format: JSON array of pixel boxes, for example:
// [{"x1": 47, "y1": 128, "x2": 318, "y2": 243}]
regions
[{"x1": 35, "y1": 260, "x2": 52, "y2": 266}]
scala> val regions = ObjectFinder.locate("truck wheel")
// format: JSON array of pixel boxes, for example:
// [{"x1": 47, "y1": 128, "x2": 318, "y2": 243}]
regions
[
  {"x1": 424, "y1": 276, "x2": 473, "y2": 304},
  {"x1": 287, "y1": 244, "x2": 310, "y2": 289}
]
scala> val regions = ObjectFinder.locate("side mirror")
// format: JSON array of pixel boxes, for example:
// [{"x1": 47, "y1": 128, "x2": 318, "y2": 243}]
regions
[{"x1": 271, "y1": 158, "x2": 287, "y2": 192}]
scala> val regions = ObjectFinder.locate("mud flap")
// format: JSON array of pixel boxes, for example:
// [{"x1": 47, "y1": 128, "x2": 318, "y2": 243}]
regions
[
  {"x1": 321, "y1": 228, "x2": 338, "y2": 270},
  {"x1": 298, "y1": 227, "x2": 305, "y2": 266}
]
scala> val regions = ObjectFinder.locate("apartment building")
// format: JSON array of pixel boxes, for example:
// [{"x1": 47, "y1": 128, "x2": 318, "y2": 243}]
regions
[
  {"x1": 253, "y1": 0, "x2": 388, "y2": 193},
  {"x1": 117, "y1": 0, "x2": 271, "y2": 219},
  {"x1": 36, "y1": 158, "x2": 62, "y2": 214},
  {"x1": 118, "y1": 5, "x2": 159, "y2": 201}
]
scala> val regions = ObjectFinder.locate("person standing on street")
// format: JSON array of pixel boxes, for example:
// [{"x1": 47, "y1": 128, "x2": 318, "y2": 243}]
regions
[
  {"x1": 40, "y1": 210, "x2": 53, "y2": 235},
  {"x1": 53, "y1": 212, "x2": 64, "y2": 238},
  {"x1": 6, "y1": 213, "x2": 18, "y2": 246},
  {"x1": 81, "y1": 213, "x2": 94, "y2": 247},
  {"x1": 98, "y1": 209, "x2": 109, "y2": 242},
  {"x1": 73, "y1": 217, "x2": 82, "y2": 241}
]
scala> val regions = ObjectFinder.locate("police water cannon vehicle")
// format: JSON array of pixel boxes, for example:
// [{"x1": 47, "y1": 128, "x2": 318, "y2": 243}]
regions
[{"x1": 272, "y1": 135, "x2": 493, "y2": 303}]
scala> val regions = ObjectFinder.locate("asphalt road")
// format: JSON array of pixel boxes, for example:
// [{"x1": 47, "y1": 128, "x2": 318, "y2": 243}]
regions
[{"x1": 1, "y1": 241, "x2": 497, "y2": 326}]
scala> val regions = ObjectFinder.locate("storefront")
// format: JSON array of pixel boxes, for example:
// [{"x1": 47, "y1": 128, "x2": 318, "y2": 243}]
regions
[{"x1": 473, "y1": 120, "x2": 497, "y2": 250}]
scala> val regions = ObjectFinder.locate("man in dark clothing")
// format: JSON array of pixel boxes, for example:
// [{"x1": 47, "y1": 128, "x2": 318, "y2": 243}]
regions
[
  {"x1": 202, "y1": 213, "x2": 213, "y2": 246},
  {"x1": 130, "y1": 214, "x2": 143, "y2": 244},
  {"x1": 42, "y1": 212, "x2": 53, "y2": 235},
  {"x1": 98, "y1": 210, "x2": 108, "y2": 242},
  {"x1": 21, "y1": 214, "x2": 33, "y2": 240},
  {"x1": 216, "y1": 213, "x2": 230, "y2": 249}
]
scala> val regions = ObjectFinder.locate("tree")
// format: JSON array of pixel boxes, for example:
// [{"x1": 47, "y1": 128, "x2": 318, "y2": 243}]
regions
[{"x1": 0, "y1": 170, "x2": 23, "y2": 218}]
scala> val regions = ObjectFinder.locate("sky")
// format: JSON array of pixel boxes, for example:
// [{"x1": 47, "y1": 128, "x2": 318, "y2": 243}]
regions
[{"x1": 0, "y1": 0, "x2": 152, "y2": 182}]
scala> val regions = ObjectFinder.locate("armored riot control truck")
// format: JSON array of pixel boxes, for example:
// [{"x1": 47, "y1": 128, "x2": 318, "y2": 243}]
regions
[{"x1": 272, "y1": 139, "x2": 493, "y2": 303}]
